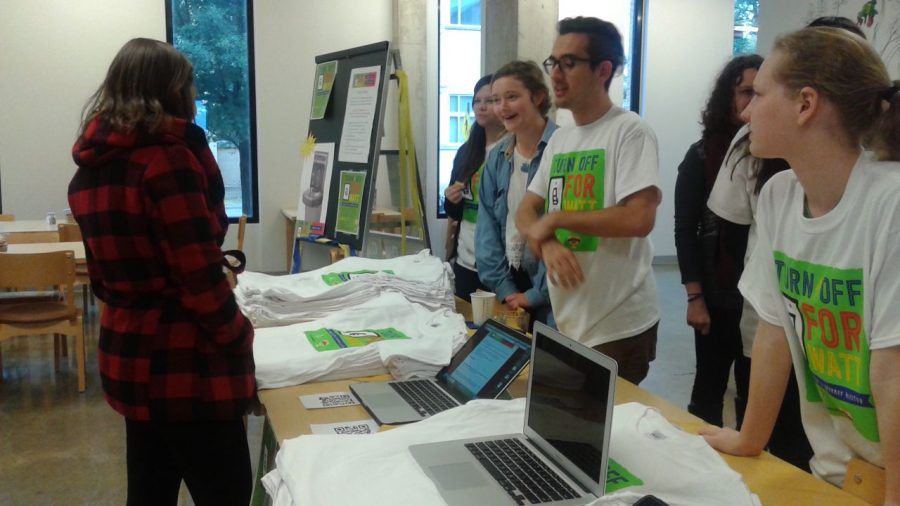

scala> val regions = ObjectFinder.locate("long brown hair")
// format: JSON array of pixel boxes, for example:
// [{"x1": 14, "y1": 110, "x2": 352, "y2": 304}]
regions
[
  {"x1": 80, "y1": 38, "x2": 195, "y2": 135},
  {"x1": 773, "y1": 27, "x2": 899, "y2": 161}
]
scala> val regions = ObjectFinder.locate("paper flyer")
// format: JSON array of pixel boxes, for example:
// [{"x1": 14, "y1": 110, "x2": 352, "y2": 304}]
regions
[
  {"x1": 310, "y1": 60, "x2": 338, "y2": 120},
  {"x1": 309, "y1": 419, "x2": 379, "y2": 435},
  {"x1": 298, "y1": 391, "x2": 360, "y2": 409},
  {"x1": 338, "y1": 65, "x2": 381, "y2": 163},
  {"x1": 335, "y1": 170, "x2": 366, "y2": 236}
]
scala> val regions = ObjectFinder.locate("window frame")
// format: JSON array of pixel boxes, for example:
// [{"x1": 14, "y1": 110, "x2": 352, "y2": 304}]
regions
[
  {"x1": 164, "y1": 0, "x2": 260, "y2": 224},
  {"x1": 447, "y1": 93, "x2": 474, "y2": 145}
]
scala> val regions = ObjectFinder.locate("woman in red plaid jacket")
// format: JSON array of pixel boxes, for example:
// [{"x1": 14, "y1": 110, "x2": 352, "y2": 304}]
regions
[{"x1": 68, "y1": 38, "x2": 255, "y2": 506}]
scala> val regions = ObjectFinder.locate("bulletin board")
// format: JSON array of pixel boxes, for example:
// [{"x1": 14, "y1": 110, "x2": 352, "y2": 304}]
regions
[{"x1": 300, "y1": 41, "x2": 392, "y2": 251}]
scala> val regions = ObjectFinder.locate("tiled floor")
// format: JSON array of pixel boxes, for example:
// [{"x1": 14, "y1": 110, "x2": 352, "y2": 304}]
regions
[{"x1": 0, "y1": 264, "x2": 737, "y2": 505}]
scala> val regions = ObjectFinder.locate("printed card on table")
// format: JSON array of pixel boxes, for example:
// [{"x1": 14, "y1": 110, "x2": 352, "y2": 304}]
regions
[
  {"x1": 310, "y1": 419, "x2": 379, "y2": 435},
  {"x1": 298, "y1": 391, "x2": 360, "y2": 409}
]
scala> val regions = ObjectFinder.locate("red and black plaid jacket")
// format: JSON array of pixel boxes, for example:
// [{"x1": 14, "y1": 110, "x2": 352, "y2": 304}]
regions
[{"x1": 69, "y1": 116, "x2": 255, "y2": 421}]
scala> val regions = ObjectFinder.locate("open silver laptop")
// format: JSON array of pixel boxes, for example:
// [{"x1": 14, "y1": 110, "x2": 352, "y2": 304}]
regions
[
  {"x1": 349, "y1": 319, "x2": 531, "y2": 425},
  {"x1": 409, "y1": 321, "x2": 617, "y2": 505}
]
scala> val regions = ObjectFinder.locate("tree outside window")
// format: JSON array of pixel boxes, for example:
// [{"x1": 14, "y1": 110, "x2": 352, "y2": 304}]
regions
[
  {"x1": 734, "y1": 0, "x2": 759, "y2": 55},
  {"x1": 167, "y1": 0, "x2": 258, "y2": 221}
]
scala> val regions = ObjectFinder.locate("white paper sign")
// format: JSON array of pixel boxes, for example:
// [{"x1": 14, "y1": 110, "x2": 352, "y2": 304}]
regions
[
  {"x1": 338, "y1": 65, "x2": 381, "y2": 163},
  {"x1": 298, "y1": 391, "x2": 360, "y2": 409},
  {"x1": 309, "y1": 419, "x2": 379, "y2": 435}
]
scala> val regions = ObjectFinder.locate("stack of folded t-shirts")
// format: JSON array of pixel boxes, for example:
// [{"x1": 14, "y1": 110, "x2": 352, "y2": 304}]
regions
[
  {"x1": 253, "y1": 292, "x2": 468, "y2": 389},
  {"x1": 262, "y1": 400, "x2": 760, "y2": 506},
  {"x1": 235, "y1": 249, "x2": 455, "y2": 327}
]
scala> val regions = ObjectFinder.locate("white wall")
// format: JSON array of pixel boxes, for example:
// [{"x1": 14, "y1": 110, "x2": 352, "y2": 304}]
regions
[
  {"x1": 252, "y1": 0, "x2": 393, "y2": 271},
  {"x1": 0, "y1": 0, "x2": 165, "y2": 218},
  {"x1": 641, "y1": 0, "x2": 734, "y2": 257}
]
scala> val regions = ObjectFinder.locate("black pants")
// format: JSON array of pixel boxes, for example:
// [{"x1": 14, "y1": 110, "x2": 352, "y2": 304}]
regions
[
  {"x1": 688, "y1": 303, "x2": 750, "y2": 428},
  {"x1": 768, "y1": 368, "x2": 814, "y2": 472},
  {"x1": 452, "y1": 261, "x2": 487, "y2": 302},
  {"x1": 125, "y1": 418, "x2": 252, "y2": 506}
]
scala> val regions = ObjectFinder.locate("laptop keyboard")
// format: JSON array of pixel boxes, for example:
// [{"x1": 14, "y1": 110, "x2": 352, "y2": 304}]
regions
[
  {"x1": 465, "y1": 438, "x2": 580, "y2": 505},
  {"x1": 389, "y1": 380, "x2": 458, "y2": 416}
]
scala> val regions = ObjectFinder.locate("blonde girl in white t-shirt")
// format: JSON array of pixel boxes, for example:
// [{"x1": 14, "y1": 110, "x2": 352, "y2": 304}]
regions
[{"x1": 700, "y1": 27, "x2": 900, "y2": 503}]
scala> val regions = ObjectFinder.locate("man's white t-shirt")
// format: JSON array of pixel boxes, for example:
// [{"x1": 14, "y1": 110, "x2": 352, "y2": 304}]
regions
[
  {"x1": 707, "y1": 123, "x2": 759, "y2": 356},
  {"x1": 456, "y1": 141, "x2": 500, "y2": 270},
  {"x1": 527, "y1": 106, "x2": 660, "y2": 347},
  {"x1": 739, "y1": 153, "x2": 900, "y2": 485}
]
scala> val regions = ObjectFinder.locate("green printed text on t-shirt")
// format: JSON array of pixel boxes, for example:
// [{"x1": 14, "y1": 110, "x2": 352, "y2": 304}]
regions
[
  {"x1": 461, "y1": 164, "x2": 484, "y2": 224},
  {"x1": 605, "y1": 458, "x2": 643, "y2": 493},
  {"x1": 305, "y1": 327, "x2": 411, "y2": 352},
  {"x1": 774, "y1": 251, "x2": 878, "y2": 442},
  {"x1": 545, "y1": 149, "x2": 605, "y2": 252}
]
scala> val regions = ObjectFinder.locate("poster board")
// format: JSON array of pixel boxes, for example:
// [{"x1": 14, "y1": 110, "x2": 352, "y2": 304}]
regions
[{"x1": 297, "y1": 41, "x2": 392, "y2": 251}]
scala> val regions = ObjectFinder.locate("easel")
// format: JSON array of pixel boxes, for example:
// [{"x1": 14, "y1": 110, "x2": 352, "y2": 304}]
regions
[{"x1": 290, "y1": 42, "x2": 430, "y2": 273}]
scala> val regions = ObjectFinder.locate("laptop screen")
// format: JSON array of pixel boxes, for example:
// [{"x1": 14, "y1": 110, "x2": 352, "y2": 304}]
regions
[
  {"x1": 525, "y1": 328, "x2": 612, "y2": 487},
  {"x1": 438, "y1": 320, "x2": 531, "y2": 401}
]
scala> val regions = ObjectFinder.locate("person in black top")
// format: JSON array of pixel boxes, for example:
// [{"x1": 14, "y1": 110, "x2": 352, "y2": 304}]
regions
[
  {"x1": 674, "y1": 54, "x2": 762, "y2": 428},
  {"x1": 444, "y1": 74, "x2": 505, "y2": 301}
]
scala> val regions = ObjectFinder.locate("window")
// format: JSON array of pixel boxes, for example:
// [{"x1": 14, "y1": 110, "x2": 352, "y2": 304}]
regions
[
  {"x1": 733, "y1": 0, "x2": 759, "y2": 55},
  {"x1": 558, "y1": 0, "x2": 644, "y2": 113},
  {"x1": 448, "y1": 94, "x2": 474, "y2": 144},
  {"x1": 437, "y1": 0, "x2": 482, "y2": 217},
  {"x1": 166, "y1": 0, "x2": 258, "y2": 221},
  {"x1": 449, "y1": 0, "x2": 481, "y2": 27}
]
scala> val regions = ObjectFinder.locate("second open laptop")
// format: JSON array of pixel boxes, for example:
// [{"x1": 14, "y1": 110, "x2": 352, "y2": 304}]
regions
[
  {"x1": 409, "y1": 321, "x2": 617, "y2": 505},
  {"x1": 349, "y1": 318, "x2": 531, "y2": 425}
]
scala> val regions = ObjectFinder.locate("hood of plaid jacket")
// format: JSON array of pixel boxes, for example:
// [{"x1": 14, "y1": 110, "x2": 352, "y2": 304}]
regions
[{"x1": 72, "y1": 115, "x2": 211, "y2": 169}]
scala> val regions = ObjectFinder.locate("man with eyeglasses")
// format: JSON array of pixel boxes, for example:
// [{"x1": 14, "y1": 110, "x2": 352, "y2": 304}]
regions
[{"x1": 516, "y1": 16, "x2": 661, "y2": 385}]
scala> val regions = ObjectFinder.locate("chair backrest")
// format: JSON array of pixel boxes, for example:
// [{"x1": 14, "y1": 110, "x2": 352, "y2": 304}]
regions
[
  {"x1": 58, "y1": 222, "x2": 83, "y2": 242},
  {"x1": 0, "y1": 214, "x2": 14, "y2": 221},
  {"x1": 237, "y1": 214, "x2": 247, "y2": 252},
  {"x1": 0, "y1": 251, "x2": 76, "y2": 301}
]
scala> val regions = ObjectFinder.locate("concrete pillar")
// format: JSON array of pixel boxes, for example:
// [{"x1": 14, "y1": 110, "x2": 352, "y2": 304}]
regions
[{"x1": 483, "y1": 0, "x2": 557, "y2": 74}]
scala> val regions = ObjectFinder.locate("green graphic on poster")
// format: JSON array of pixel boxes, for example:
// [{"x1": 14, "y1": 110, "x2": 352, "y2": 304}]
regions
[
  {"x1": 305, "y1": 327, "x2": 411, "y2": 352},
  {"x1": 545, "y1": 149, "x2": 605, "y2": 252},
  {"x1": 310, "y1": 60, "x2": 338, "y2": 120},
  {"x1": 336, "y1": 170, "x2": 366, "y2": 236},
  {"x1": 773, "y1": 251, "x2": 878, "y2": 442}
]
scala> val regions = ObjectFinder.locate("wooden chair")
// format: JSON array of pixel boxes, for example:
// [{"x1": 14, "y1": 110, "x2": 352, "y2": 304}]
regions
[
  {"x1": 0, "y1": 214, "x2": 14, "y2": 221},
  {"x1": 57, "y1": 222, "x2": 92, "y2": 309},
  {"x1": 6, "y1": 231, "x2": 59, "y2": 243},
  {"x1": 842, "y1": 457, "x2": 885, "y2": 505},
  {"x1": 0, "y1": 251, "x2": 86, "y2": 392}
]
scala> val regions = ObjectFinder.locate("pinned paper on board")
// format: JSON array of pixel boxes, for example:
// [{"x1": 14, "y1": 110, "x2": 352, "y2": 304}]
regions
[
  {"x1": 338, "y1": 65, "x2": 381, "y2": 163},
  {"x1": 310, "y1": 60, "x2": 338, "y2": 120},
  {"x1": 335, "y1": 170, "x2": 366, "y2": 236}
]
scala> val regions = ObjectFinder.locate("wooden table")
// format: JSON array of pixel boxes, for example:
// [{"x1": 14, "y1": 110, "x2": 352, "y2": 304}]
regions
[
  {"x1": 6, "y1": 242, "x2": 86, "y2": 264},
  {"x1": 0, "y1": 220, "x2": 59, "y2": 243},
  {"x1": 254, "y1": 375, "x2": 867, "y2": 506}
]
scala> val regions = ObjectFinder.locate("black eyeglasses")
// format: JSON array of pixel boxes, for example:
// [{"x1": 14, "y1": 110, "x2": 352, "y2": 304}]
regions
[{"x1": 542, "y1": 55, "x2": 594, "y2": 74}]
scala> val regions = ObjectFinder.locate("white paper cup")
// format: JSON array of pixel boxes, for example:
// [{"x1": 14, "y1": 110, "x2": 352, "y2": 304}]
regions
[{"x1": 470, "y1": 291, "x2": 496, "y2": 326}]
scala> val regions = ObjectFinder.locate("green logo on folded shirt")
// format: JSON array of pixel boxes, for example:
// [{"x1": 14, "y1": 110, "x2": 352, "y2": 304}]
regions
[
  {"x1": 305, "y1": 327, "x2": 411, "y2": 352},
  {"x1": 321, "y1": 269, "x2": 395, "y2": 286},
  {"x1": 606, "y1": 458, "x2": 643, "y2": 493}
]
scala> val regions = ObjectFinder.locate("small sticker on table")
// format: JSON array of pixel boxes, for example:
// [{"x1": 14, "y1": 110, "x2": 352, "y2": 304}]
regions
[
  {"x1": 299, "y1": 391, "x2": 360, "y2": 409},
  {"x1": 310, "y1": 419, "x2": 379, "y2": 435}
]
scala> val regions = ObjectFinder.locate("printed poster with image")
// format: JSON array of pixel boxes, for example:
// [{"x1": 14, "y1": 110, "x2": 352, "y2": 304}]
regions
[
  {"x1": 295, "y1": 142, "x2": 335, "y2": 237},
  {"x1": 336, "y1": 170, "x2": 366, "y2": 236}
]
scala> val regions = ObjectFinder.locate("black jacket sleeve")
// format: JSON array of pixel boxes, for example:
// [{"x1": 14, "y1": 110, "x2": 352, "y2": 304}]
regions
[{"x1": 674, "y1": 141, "x2": 705, "y2": 285}]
